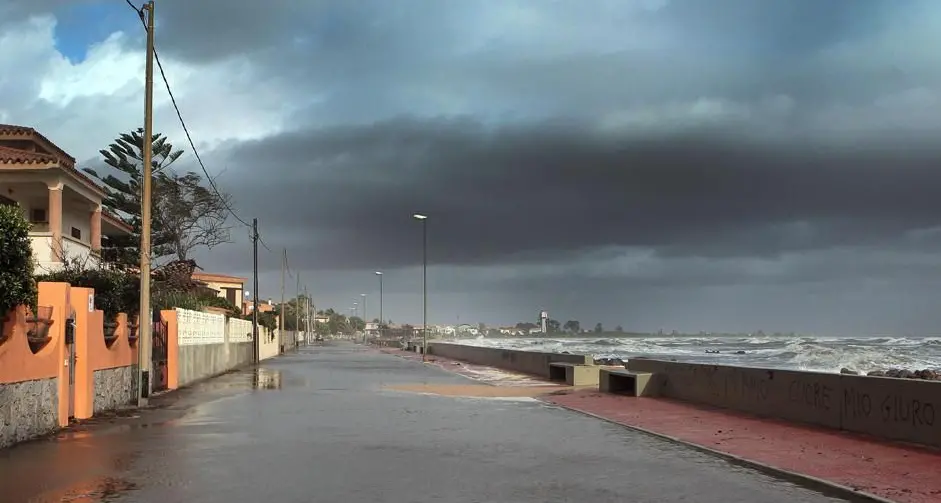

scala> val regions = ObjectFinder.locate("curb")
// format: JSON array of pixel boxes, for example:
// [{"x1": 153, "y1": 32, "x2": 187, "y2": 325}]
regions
[{"x1": 540, "y1": 399, "x2": 897, "y2": 503}]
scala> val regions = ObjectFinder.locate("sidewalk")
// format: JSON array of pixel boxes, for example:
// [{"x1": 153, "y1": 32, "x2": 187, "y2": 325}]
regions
[{"x1": 380, "y1": 347, "x2": 941, "y2": 503}]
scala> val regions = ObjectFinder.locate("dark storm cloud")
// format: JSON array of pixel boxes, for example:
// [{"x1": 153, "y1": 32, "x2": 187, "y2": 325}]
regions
[
  {"x1": 147, "y1": 0, "x2": 928, "y2": 122},
  {"x1": 210, "y1": 117, "x2": 941, "y2": 271}
]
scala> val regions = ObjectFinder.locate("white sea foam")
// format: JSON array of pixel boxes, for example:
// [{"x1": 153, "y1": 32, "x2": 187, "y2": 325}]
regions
[{"x1": 457, "y1": 335, "x2": 941, "y2": 374}]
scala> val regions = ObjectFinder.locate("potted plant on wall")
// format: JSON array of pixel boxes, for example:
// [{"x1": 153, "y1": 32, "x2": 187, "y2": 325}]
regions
[
  {"x1": 0, "y1": 204, "x2": 39, "y2": 346},
  {"x1": 36, "y1": 260, "x2": 137, "y2": 347},
  {"x1": 122, "y1": 276, "x2": 141, "y2": 345},
  {"x1": 25, "y1": 305, "x2": 55, "y2": 353}
]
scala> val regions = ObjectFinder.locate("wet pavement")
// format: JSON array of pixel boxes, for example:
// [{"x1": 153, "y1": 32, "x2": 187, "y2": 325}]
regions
[{"x1": 1, "y1": 343, "x2": 857, "y2": 502}]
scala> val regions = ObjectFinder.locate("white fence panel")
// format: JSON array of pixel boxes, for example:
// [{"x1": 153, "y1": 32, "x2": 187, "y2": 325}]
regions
[
  {"x1": 227, "y1": 318, "x2": 253, "y2": 343},
  {"x1": 176, "y1": 308, "x2": 226, "y2": 346}
]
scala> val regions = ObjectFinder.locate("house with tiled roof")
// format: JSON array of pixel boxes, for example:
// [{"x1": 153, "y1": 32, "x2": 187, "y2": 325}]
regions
[{"x1": 0, "y1": 124, "x2": 133, "y2": 272}]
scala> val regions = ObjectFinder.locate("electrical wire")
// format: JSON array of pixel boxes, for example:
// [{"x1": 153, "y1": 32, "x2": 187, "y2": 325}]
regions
[{"x1": 124, "y1": 0, "x2": 260, "y2": 235}]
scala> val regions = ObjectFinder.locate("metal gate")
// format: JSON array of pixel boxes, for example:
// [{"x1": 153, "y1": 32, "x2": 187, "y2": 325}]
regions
[
  {"x1": 152, "y1": 317, "x2": 169, "y2": 392},
  {"x1": 65, "y1": 309, "x2": 76, "y2": 420}
]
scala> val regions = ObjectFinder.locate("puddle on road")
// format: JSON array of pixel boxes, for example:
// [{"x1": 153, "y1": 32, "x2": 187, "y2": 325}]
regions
[
  {"x1": 252, "y1": 367, "x2": 282, "y2": 389},
  {"x1": 385, "y1": 383, "x2": 568, "y2": 398}
]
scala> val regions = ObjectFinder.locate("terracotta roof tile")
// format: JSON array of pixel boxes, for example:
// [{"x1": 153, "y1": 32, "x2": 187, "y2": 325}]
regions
[
  {"x1": 0, "y1": 126, "x2": 104, "y2": 196},
  {"x1": 0, "y1": 124, "x2": 75, "y2": 164},
  {"x1": 0, "y1": 145, "x2": 58, "y2": 165}
]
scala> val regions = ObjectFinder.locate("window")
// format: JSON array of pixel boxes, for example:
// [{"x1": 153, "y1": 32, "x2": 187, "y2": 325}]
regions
[
  {"x1": 70, "y1": 227, "x2": 81, "y2": 239},
  {"x1": 30, "y1": 208, "x2": 47, "y2": 222},
  {"x1": 0, "y1": 195, "x2": 15, "y2": 207}
]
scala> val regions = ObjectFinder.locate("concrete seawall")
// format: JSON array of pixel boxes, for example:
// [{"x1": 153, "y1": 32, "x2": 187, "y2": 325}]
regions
[
  {"x1": 424, "y1": 342, "x2": 941, "y2": 449},
  {"x1": 627, "y1": 358, "x2": 941, "y2": 449},
  {"x1": 427, "y1": 342, "x2": 592, "y2": 379}
]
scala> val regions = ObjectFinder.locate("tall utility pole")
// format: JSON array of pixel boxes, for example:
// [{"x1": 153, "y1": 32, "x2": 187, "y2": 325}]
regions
[
  {"x1": 279, "y1": 248, "x2": 286, "y2": 354},
  {"x1": 137, "y1": 0, "x2": 156, "y2": 406},
  {"x1": 304, "y1": 286, "x2": 311, "y2": 346},
  {"x1": 295, "y1": 273, "x2": 300, "y2": 351},
  {"x1": 361, "y1": 293, "x2": 367, "y2": 344},
  {"x1": 251, "y1": 219, "x2": 259, "y2": 363}
]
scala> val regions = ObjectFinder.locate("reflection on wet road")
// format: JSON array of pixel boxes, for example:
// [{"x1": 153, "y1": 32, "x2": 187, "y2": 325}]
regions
[{"x1": 0, "y1": 344, "x2": 853, "y2": 502}]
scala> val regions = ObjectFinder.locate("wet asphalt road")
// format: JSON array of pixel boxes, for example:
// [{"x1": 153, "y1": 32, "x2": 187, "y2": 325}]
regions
[{"x1": 1, "y1": 343, "x2": 853, "y2": 503}]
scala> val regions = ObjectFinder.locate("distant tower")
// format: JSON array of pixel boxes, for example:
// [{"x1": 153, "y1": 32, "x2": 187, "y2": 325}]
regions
[{"x1": 540, "y1": 310, "x2": 548, "y2": 334}]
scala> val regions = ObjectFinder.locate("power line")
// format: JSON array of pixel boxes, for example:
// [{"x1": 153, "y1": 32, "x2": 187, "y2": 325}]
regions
[{"x1": 124, "y1": 0, "x2": 252, "y2": 230}]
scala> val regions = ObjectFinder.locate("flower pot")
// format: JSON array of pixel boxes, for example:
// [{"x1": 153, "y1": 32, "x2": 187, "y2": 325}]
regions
[
  {"x1": 128, "y1": 319, "x2": 140, "y2": 346},
  {"x1": 103, "y1": 319, "x2": 119, "y2": 347},
  {"x1": 26, "y1": 306, "x2": 54, "y2": 354}
]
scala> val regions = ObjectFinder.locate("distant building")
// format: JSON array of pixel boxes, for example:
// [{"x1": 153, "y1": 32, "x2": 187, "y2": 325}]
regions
[{"x1": 191, "y1": 272, "x2": 245, "y2": 307}]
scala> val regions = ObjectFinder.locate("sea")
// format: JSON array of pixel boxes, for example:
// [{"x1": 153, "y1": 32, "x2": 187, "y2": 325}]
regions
[{"x1": 458, "y1": 335, "x2": 941, "y2": 374}]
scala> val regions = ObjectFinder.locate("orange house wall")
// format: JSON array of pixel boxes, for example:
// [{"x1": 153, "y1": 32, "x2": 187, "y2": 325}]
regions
[
  {"x1": 0, "y1": 282, "x2": 71, "y2": 427},
  {"x1": 67, "y1": 287, "x2": 138, "y2": 420}
]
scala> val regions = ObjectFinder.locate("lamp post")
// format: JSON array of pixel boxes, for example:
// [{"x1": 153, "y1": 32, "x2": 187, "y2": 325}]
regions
[
  {"x1": 375, "y1": 271, "x2": 383, "y2": 337},
  {"x1": 413, "y1": 213, "x2": 428, "y2": 361}
]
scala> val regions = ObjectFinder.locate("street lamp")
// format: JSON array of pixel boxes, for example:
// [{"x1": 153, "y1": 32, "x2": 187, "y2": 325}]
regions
[
  {"x1": 413, "y1": 213, "x2": 428, "y2": 361},
  {"x1": 361, "y1": 293, "x2": 367, "y2": 343},
  {"x1": 375, "y1": 271, "x2": 383, "y2": 337}
]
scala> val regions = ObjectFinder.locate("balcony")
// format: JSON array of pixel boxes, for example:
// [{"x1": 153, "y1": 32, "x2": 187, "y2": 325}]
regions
[{"x1": 30, "y1": 233, "x2": 100, "y2": 272}]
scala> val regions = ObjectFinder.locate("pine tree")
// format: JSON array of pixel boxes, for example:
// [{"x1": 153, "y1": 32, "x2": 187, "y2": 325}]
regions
[{"x1": 84, "y1": 129, "x2": 183, "y2": 269}]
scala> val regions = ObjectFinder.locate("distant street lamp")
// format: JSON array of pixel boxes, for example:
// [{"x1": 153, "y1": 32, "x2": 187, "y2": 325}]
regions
[
  {"x1": 375, "y1": 271, "x2": 383, "y2": 337},
  {"x1": 413, "y1": 213, "x2": 428, "y2": 361}
]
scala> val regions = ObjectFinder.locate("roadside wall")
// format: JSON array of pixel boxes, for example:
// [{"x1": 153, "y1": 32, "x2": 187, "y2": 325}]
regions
[
  {"x1": 170, "y1": 309, "x2": 256, "y2": 389},
  {"x1": 0, "y1": 282, "x2": 138, "y2": 448},
  {"x1": 259, "y1": 326, "x2": 278, "y2": 360},
  {"x1": 427, "y1": 342, "x2": 593, "y2": 378},
  {"x1": 0, "y1": 282, "x2": 69, "y2": 448},
  {"x1": 371, "y1": 339, "x2": 403, "y2": 348},
  {"x1": 69, "y1": 287, "x2": 138, "y2": 418},
  {"x1": 280, "y1": 330, "x2": 297, "y2": 353},
  {"x1": 627, "y1": 359, "x2": 941, "y2": 448}
]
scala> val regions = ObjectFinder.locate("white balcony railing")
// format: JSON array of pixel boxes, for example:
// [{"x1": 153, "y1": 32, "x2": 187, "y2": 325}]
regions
[{"x1": 29, "y1": 232, "x2": 99, "y2": 272}]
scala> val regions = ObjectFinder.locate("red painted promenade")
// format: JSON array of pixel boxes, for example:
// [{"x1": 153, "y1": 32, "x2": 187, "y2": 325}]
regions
[{"x1": 378, "y1": 347, "x2": 941, "y2": 503}]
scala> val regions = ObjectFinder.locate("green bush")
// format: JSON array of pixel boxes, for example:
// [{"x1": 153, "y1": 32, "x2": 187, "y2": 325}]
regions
[
  {"x1": 151, "y1": 290, "x2": 242, "y2": 318},
  {"x1": 245, "y1": 311, "x2": 277, "y2": 331},
  {"x1": 152, "y1": 290, "x2": 203, "y2": 312},
  {"x1": 0, "y1": 204, "x2": 37, "y2": 316},
  {"x1": 36, "y1": 260, "x2": 139, "y2": 319}
]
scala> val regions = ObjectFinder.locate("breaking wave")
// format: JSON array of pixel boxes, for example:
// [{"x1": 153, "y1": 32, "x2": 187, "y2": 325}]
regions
[{"x1": 459, "y1": 335, "x2": 941, "y2": 374}]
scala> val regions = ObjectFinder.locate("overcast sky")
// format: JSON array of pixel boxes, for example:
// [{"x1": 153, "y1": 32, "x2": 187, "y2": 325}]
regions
[{"x1": 5, "y1": 0, "x2": 941, "y2": 334}]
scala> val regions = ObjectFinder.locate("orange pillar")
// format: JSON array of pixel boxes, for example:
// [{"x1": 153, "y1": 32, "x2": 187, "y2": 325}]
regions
[
  {"x1": 48, "y1": 183, "x2": 63, "y2": 262},
  {"x1": 69, "y1": 287, "x2": 95, "y2": 420},
  {"x1": 37, "y1": 282, "x2": 71, "y2": 427},
  {"x1": 90, "y1": 206, "x2": 102, "y2": 252}
]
